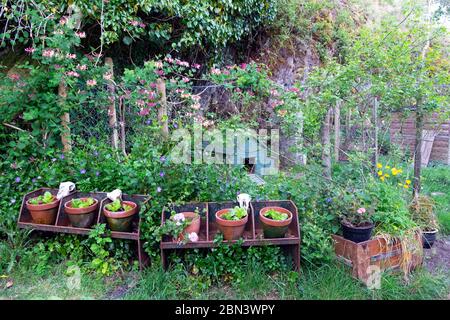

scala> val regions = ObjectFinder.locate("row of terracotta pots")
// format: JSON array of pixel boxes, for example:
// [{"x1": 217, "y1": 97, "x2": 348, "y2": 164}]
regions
[
  {"x1": 25, "y1": 192, "x2": 138, "y2": 232},
  {"x1": 174, "y1": 206, "x2": 293, "y2": 241}
]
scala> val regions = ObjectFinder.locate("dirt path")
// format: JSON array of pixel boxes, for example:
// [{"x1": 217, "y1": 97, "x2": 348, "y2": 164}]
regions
[{"x1": 423, "y1": 236, "x2": 450, "y2": 274}]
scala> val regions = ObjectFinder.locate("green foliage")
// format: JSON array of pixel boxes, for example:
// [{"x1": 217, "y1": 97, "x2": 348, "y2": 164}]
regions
[
  {"x1": 28, "y1": 191, "x2": 55, "y2": 205},
  {"x1": 105, "y1": 199, "x2": 132, "y2": 213},
  {"x1": 71, "y1": 197, "x2": 95, "y2": 208},
  {"x1": 263, "y1": 209, "x2": 288, "y2": 221},
  {"x1": 220, "y1": 206, "x2": 247, "y2": 221}
]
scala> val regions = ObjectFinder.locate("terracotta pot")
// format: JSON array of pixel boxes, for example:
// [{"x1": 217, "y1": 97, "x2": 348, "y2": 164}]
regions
[
  {"x1": 64, "y1": 198, "x2": 99, "y2": 228},
  {"x1": 215, "y1": 208, "x2": 248, "y2": 241},
  {"x1": 103, "y1": 200, "x2": 138, "y2": 232},
  {"x1": 259, "y1": 206, "x2": 293, "y2": 238},
  {"x1": 26, "y1": 195, "x2": 60, "y2": 225},
  {"x1": 172, "y1": 212, "x2": 201, "y2": 241}
]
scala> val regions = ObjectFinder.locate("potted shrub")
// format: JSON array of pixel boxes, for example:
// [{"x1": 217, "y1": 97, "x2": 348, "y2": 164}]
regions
[
  {"x1": 103, "y1": 199, "x2": 138, "y2": 232},
  {"x1": 64, "y1": 197, "x2": 99, "y2": 228},
  {"x1": 259, "y1": 206, "x2": 293, "y2": 238},
  {"x1": 156, "y1": 209, "x2": 201, "y2": 244},
  {"x1": 410, "y1": 195, "x2": 439, "y2": 248},
  {"x1": 26, "y1": 191, "x2": 60, "y2": 225},
  {"x1": 340, "y1": 205, "x2": 374, "y2": 243},
  {"x1": 215, "y1": 206, "x2": 248, "y2": 240}
]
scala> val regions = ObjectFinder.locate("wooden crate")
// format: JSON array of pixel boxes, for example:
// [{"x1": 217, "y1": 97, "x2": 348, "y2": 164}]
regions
[{"x1": 332, "y1": 234, "x2": 423, "y2": 284}]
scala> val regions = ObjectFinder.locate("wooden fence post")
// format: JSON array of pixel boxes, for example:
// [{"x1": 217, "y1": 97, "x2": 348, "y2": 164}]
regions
[
  {"x1": 156, "y1": 78, "x2": 169, "y2": 140},
  {"x1": 59, "y1": 79, "x2": 72, "y2": 153},
  {"x1": 334, "y1": 100, "x2": 341, "y2": 162},
  {"x1": 105, "y1": 57, "x2": 119, "y2": 150},
  {"x1": 372, "y1": 97, "x2": 379, "y2": 174}
]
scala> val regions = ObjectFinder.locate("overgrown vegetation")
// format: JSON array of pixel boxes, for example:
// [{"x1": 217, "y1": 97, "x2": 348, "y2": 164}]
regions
[{"x1": 0, "y1": 0, "x2": 449, "y2": 300}]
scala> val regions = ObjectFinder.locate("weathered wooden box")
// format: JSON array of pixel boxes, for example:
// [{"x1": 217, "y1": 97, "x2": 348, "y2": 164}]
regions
[{"x1": 332, "y1": 233, "x2": 423, "y2": 284}]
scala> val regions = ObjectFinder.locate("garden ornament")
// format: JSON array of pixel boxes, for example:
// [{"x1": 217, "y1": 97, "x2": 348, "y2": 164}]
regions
[
  {"x1": 107, "y1": 189, "x2": 122, "y2": 201},
  {"x1": 57, "y1": 182, "x2": 76, "y2": 199},
  {"x1": 237, "y1": 193, "x2": 251, "y2": 211}
]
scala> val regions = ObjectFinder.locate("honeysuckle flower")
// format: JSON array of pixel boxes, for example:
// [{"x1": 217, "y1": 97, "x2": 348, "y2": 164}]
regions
[
  {"x1": 65, "y1": 71, "x2": 80, "y2": 77},
  {"x1": 129, "y1": 20, "x2": 139, "y2": 26},
  {"x1": 42, "y1": 49, "x2": 55, "y2": 58},
  {"x1": 25, "y1": 47, "x2": 36, "y2": 54},
  {"x1": 210, "y1": 68, "x2": 221, "y2": 75},
  {"x1": 75, "y1": 31, "x2": 86, "y2": 38},
  {"x1": 86, "y1": 79, "x2": 97, "y2": 87},
  {"x1": 138, "y1": 108, "x2": 150, "y2": 116},
  {"x1": 188, "y1": 232, "x2": 199, "y2": 242},
  {"x1": 8, "y1": 73, "x2": 20, "y2": 81},
  {"x1": 357, "y1": 208, "x2": 366, "y2": 214}
]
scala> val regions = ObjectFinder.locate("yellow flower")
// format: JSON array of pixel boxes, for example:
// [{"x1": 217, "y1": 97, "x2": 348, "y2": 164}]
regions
[
  {"x1": 404, "y1": 184, "x2": 409, "y2": 189},
  {"x1": 406, "y1": 179, "x2": 411, "y2": 185},
  {"x1": 384, "y1": 174, "x2": 390, "y2": 178},
  {"x1": 378, "y1": 170, "x2": 383, "y2": 176},
  {"x1": 385, "y1": 165, "x2": 391, "y2": 169},
  {"x1": 377, "y1": 163, "x2": 383, "y2": 169},
  {"x1": 380, "y1": 176, "x2": 385, "y2": 182},
  {"x1": 391, "y1": 168, "x2": 399, "y2": 176}
]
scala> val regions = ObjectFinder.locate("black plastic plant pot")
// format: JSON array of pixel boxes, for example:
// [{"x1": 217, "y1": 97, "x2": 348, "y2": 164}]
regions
[
  {"x1": 341, "y1": 222, "x2": 374, "y2": 243},
  {"x1": 422, "y1": 229, "x2": 438, "y2": 249}
]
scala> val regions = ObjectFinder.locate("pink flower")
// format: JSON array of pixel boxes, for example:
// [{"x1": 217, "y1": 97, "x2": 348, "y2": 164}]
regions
[
  {"x1": 173, "y1": 213, "x2": 185, "y2": 222},
  {"x1": 25, "y1": 47, "x2": 36, "y2": 54},
  {"x1": 59, "y1": 16, "x2": 68, "y2": 25},
  {"x1": 210, "y1": 68, "x2": 221, "y2": 75},
  {"x1": 66, "y1": 53, "x2": 76, "y2": 59},
  {"x1": 75, "y1": 31, "x2": 86, "y2": 38},
  {"x1": 182, "y1": 77, "x2": 190, "y2": 83},
  {"x1": 164, "y1": 57, "x2": 174, "y2": 64},
  {"x1": 357, "y1": 208, "x2": 366, "y2": 214},
  {"x1": 65, "y1": 71, "x2": 80, "y2": 77},
  {"x1": 42, "y1": 49, "x2": 55, "y2": 58},
  {"x1": 192, "y1": 103, "x2": 201, "y2": 110},
  {"x1": 146, "y1": 102, "x2": 157, "y2": 107},
  {"x1": 192, "y1": 63, "x2": 201, "y2": 69},
  {"x1": 154, "y1": 61, "x2": 163, "y2": 69},
  {"x1": 240, "y1": 63, "x2": 247, "y2": 69},
  {"x1": 139, "y1": 22, "x2": 146, "y2": 28},
  {"x1": 155, "y1": 70, "x2": 164, "y2": 76},
  {"x1": 103, "y1": 72, "x2": 113, "y2": 81},
  {"x1": 138, "y1": 108, "x2": 150, "y2": 116},
  {"x1": 129, "y1": 20, "x2": 139, "y2": 27},
  {"x1": 86, "y1": 79, "x2": 97, "y2": 86},
  {"x1": 8, "y1": 73, "x2": 20, "y2": 81},
  {"x1": 76, "y1": 64, "x2": 88, "y2": 71},
  {"x1": 188, "y1": 232, "x2": 199, "y2": 242}
]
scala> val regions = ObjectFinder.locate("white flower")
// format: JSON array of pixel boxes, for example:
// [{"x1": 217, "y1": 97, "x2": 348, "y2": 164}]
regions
[
  {"x1": 188, "y1": 232, "x2": 199, "y2": 242},
  {"x1": 173, "y1": 213, "x2": 185, "y2": 222}
]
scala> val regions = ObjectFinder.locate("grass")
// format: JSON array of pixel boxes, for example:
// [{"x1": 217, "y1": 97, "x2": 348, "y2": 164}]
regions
[
  {"x1": 2, "y1": 262, "x2": 448, "y2": 300},
  {"x1": 422, "y1": 166, "x2": 450, "y2": 235}
]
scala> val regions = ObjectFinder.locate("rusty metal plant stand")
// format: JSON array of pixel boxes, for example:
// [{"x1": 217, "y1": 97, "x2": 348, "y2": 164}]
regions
[
  {"x1": 160, "y1": 200, "x2": 301, "y2": 274},
  {"x1": 17, "y1": 188, "x2": 149, "y2": 270}
]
